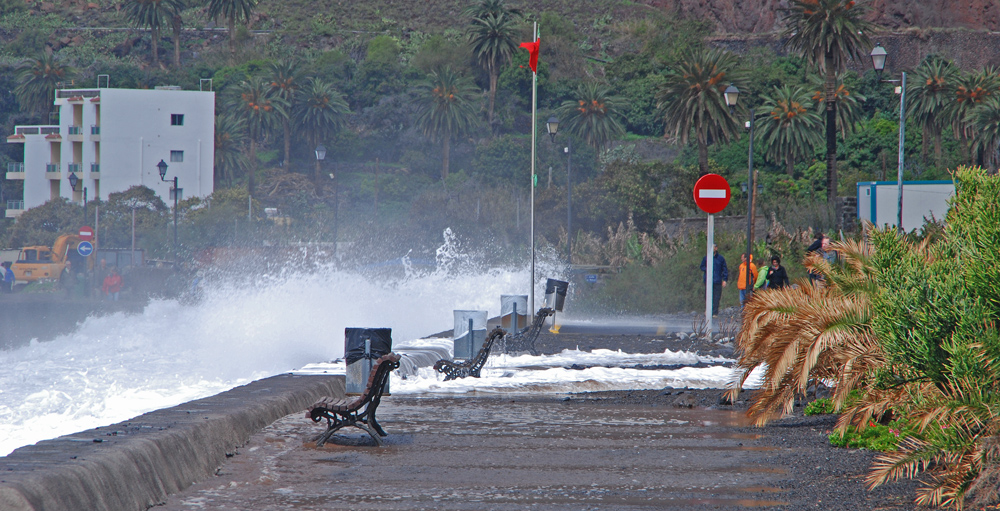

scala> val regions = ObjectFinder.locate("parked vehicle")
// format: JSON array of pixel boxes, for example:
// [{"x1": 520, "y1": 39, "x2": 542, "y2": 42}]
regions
[{"x1": 11, "y1": 235, "x2": 94, "y2": 285}]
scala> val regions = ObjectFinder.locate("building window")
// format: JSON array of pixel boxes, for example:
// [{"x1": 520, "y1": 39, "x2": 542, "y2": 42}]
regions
[
  {"x1": 170, "y1": 150, "x2": 184, "y2": 162},
  {"x1": 171, "y1": 114, "x2": 184, "y2": 126}
]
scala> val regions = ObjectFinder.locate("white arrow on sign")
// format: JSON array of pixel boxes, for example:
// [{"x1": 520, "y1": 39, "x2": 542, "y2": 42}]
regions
[{"x1": 698, "y1": 189, "x2": 728, "y2": 199}]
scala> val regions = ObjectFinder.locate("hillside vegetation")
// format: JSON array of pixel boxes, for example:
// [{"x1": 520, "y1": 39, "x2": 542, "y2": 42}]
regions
[{"x1": 0, "y1": 0, "x2": 993, "y2": 313}]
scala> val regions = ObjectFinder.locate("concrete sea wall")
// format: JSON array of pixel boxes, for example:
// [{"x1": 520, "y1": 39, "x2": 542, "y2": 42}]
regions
[{"x1": 0, "y1": 374, "x2": 344, "y2": 511}]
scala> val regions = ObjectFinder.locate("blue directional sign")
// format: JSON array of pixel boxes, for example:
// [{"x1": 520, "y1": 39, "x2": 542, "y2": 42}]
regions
[
  {"x1": 585, "y1": 274, "x2": 598, "y2": 283},
  {"x1": 77, "y1": 241, "x2": 94, "y2": 257}
]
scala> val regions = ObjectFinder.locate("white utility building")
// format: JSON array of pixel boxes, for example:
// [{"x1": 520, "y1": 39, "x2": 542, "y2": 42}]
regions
[{"x1": 6, "y1": 85, "x2": 214, "y2": 218}]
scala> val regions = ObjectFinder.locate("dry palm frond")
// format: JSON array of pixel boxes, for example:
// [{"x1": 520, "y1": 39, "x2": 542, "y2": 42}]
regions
[{"x1": 727, "y1": 237, "x2": 884, "y2": 426}]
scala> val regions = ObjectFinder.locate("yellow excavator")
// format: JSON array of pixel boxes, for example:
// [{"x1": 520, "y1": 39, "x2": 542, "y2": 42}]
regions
[{"x1": 11, "y1": 234, "x2": 94, "y2": 285}]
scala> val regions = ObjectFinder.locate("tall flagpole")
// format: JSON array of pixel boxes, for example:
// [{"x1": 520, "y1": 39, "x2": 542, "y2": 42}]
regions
[{"x1": 529, "y1": 21, "x2": 538, "y2": 315}]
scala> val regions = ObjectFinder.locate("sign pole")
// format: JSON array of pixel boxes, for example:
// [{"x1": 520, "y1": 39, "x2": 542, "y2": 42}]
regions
[
  {"x1": 693, "y1": 173, "x2": 731, "y2": 336},
  {"x1": 528, "y1": 22, "x2": 538, "y2": 315},
  {"x1": 705, "y1": 214, "x2": 714, "y2": 334}
]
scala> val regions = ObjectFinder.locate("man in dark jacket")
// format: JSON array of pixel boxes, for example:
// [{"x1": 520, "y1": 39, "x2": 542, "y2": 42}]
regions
[{"x1": 700, "y1": 244, "x2": 728, "y2": 316}]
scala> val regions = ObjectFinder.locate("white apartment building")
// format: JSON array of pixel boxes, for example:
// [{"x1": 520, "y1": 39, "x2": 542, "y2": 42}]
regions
[{"x1": 6, "y1": 86, "x2": 215, "y2": 218}]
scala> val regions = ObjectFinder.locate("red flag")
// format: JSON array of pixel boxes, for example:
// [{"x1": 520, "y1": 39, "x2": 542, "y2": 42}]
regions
[{"x1": 520, "y1": 38, "x2": 540, "y2": 73}]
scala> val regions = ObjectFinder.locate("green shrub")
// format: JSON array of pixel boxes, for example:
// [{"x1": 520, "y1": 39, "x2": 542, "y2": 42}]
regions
[
  {"x1": 829, "y1": 420, "x2": 915, "y2": 452},
  {"x1": 804, "y1": 398, "x2": 835, "y2": 416}
]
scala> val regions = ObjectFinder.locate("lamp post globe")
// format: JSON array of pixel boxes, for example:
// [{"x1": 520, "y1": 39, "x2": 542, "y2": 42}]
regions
[
  {"x1": 545, "y1": 116, "x2": 559, "y2": 143},
  {"x1": 870, "y1": 44, "x2": 888, "y2": 77},
  {"x1": 315, "y1": 145, "x2": 327, "y2": 161},
  {"x1": 67, "y1": 172, "x2": 79, "y2": 192},
  {"x1": 724, "y1": 84, "x2": 740, "y2": 110},
  {"x1": 157, "y1": 159, "x2": 168, "y2": 181}
]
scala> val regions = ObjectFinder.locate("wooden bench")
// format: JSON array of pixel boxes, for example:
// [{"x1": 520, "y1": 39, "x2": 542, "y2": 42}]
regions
[
  {"x1": 306, "y1": 352, "x2": 401, "y2": 447},
  {"x1": 500, "y1": 307, "x2": 554, "y2": 356},
  {"x1": 433, "y1": 326, "x2": 507, "y2": 381}
]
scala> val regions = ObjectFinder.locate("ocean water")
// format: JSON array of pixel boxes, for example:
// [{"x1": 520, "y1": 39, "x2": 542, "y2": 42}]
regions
[
  {"x1": 0, "y1": 231, "x2": 538, "y2": 456},
  {"x1": 0, "y1": 230, "x2": 755, "y2": 457}
]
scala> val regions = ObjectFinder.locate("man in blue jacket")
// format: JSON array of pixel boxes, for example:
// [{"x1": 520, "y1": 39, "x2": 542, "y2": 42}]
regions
[{"x1": 700, "y1": 244, "x2": 728, "y2": 316}]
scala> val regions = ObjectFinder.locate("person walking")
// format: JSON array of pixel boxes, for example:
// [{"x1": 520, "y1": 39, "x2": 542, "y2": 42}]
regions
[
  {"x1": 700, "y1": 244, "x2": 728, "y2": 316},
  {"x1": 1, "y1": 262, "x2": 13, "y2": 293},
  {"x1": 60, "y1": 260, "x2": 74, "y2": 298},
  {"x1": 102, "y1": 266, "x2": 123, "y2": 302},
  {"x1": 809, "y1": 235, "x2": 835, "y2": 284},
  {"x1": 765, "y1": 255, "x2": 790, "y2": 289},
  {"x1": 736, "y1": 253, "x2": 758, "y2": 308}
]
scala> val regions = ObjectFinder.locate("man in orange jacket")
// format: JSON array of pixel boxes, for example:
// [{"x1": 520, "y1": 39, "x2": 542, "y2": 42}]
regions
[{"x1": 737, "y1": 253, "x2": 757, "y2": 308}]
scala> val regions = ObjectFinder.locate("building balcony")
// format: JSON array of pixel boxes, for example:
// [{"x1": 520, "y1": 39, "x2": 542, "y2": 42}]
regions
[
  {"x1": 90, "y1": 125, "x2": 100, "y2": 141},
  {"x1": 68, "y1": 125, "x2": 83, "y2": 141},
  {"x1": 6, "y1": 162, "x2": 24, "y2": 180},
  {"x1": 46, "y1": 163, "x2": 60, "y2": 180},
  {"x1": 67, "y1": 163, "x2": 82, "y2": 174},
  {"x1": 90, "y1": 163, "x2": 100, "y2": 179},
  {"x1": 5, "y1": 200, "x2": 24, "y2": 218}
]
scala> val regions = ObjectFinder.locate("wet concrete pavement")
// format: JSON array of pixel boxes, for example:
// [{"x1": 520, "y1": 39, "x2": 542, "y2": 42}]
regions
[{"x1": 155, "y1": 394, "x2": 919, "y2": 511}]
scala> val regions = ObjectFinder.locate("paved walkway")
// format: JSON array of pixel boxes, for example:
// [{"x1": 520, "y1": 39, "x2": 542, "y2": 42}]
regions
[{"x1": 156, "y1": 395, "x2": 918, "y2": 511}]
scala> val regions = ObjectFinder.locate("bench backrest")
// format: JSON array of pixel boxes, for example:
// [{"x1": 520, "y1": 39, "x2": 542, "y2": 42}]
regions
[{"x1": 359, "y1": 352, "x2": 401, "y2": 403}]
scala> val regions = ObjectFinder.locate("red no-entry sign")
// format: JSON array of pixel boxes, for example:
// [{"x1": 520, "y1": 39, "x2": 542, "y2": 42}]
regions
[
  {"x1": 79, "y1": 226, "x2": 94, "y2": 241},
  {"x1": 693, "y1": 174, "x2": 731, "y2": 214}
]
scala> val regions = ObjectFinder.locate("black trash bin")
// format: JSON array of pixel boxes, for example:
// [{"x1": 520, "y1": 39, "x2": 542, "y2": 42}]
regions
[
  {"x1": 345, "y1": 327, "x2": 392, "y2": 395},
  {"x1": 544, "y1": 278, "x2": 569, "y2": 311}
]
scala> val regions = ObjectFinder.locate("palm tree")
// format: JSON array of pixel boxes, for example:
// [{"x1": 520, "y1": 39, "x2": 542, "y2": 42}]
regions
[
  {"x1": 467, "y1": 12, "x2": 518, "y2": 128},
  {"x1": 207, "y1": 0, "x2": 256, "y2": 61},
  {"x1": 414, "y1": 68, "x2": 480, "y2": 180},
  {"x1": 267, "y1": 61, "x2": 303, "y2": 167},
  {"x1": 556, "y1": 81, "x2": 626, "y2": 152},
  {"x1": 756, "y1": 85, "x2": 824, "y2": 177},
  {"x1": 214, "y1": 113, "x2": 247, "y2": 187},
  {"x1": 171, "y1": 6, "x2": 184, "y2": 68},
  {"x1": 14, "y1": 54, "x2": 74, "y2": 121},
  {"x1": 907, "y1": 56, "x2": 959, "y2": 166},
  {"x1": 783, "y1": 0, "x2": 872, "y2": 204},
  {"x1": 226, "y1": 77, "x2": 286, "y2": 195},
  {"x1": 293, "y1": 77, "x2": 350, "y2": 185},
  {"x1": 946, "y1": 67, "x2": 1000, "y2": 165},
  {"x1": 656, "y1": 46, "x2": 742, "y2": 176},
  {"x1": 970, "y1": 96, "x2": 1000, "y2": 172},
  {"x1": 462, "y1": 0, "x2": 522, "y2": 20},
  {"x1": 807, "y1": 73, "x2": 867, "y2": 139},
  {"x1": 123, "y1": 0, "x2": 183, "y2": 68}
]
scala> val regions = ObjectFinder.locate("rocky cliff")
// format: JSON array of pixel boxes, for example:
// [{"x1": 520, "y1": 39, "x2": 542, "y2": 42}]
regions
[{"x1": 654, "y1": 0, "x2": 1000, "y2": 34}]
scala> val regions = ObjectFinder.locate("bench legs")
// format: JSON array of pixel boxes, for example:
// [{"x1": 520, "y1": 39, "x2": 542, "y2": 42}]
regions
[{"x1": 314, "y1": 413, "x2": 388, "y2": 447}]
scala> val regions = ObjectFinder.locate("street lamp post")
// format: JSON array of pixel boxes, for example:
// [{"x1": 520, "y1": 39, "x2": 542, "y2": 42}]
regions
[
  {"x1": 871, "y1": 43, "x2": 907, "y2": 234},
  {"x1": 68, "y1": 172, "x2": 87, "y2": 227},
  {"x1": 157, "y1": 159, "x2": 178, "y2": 261},
  {"x1": 546, "y1": 117, "x2": 574, "y2": 265},
  {"x1": 724, "y1": 85, "x2": 757, "y2": 297},
  {"x1": 316, "y1": 145, "x2": 338, "y2": 257}
]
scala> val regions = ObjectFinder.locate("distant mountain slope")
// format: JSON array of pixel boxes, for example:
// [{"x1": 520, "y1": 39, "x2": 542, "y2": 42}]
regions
[{"x1": 655, "y1": 0, "x2": 1000, "y2": 34}]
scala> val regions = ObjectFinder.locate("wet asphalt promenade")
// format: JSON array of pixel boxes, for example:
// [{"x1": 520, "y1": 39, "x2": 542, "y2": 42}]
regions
[
  {"x1": 154, "y1": 392, "x2": 919, "y2": 511},
  {"x1": 157, "y1": 395, "x2": 788, "y2": 511}
]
